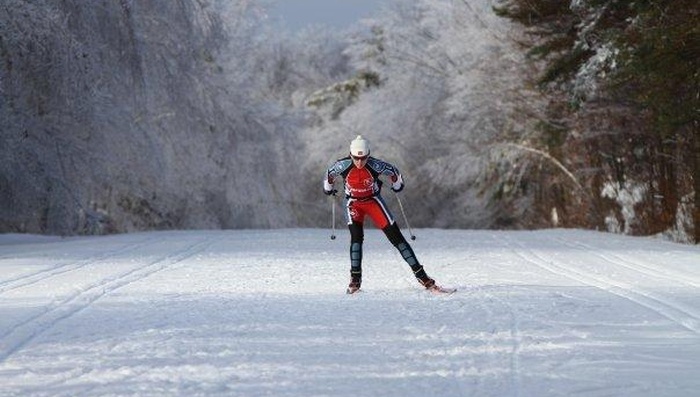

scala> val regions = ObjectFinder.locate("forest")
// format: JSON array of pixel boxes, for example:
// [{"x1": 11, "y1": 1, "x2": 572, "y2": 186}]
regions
[{"x1": 1, "y1": 0, "x2": 697, "y2": 243}]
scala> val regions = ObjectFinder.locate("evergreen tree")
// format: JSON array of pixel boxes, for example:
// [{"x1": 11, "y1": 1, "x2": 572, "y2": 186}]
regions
[{"x1": 496, "y1": 0, "x2": 699, "y2": 242}]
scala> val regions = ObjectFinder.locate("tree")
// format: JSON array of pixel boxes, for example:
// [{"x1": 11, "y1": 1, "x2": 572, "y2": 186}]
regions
[
  {"x1": 0, "y1": 0, "x2": 307, "y2": 234},
  {"x1": 302, "y1": 0, "x2": 534, "y2": 228},
  {"x1": 495, "y1": 0, "x2": 699, "y2": 242}
]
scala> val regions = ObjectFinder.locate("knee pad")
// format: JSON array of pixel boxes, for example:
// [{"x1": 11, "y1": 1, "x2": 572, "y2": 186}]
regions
[
  {"x1": 397, "y1": 242, "x2": 419, "y2": 267},
  {"x1": 350, "y1": 242, "x2": 362, "y2": 270}
]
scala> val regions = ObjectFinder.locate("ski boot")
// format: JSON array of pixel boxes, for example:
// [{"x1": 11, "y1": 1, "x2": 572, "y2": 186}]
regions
[{"x1": 347, "y1": 276, "x2": 362, "y2": 294}]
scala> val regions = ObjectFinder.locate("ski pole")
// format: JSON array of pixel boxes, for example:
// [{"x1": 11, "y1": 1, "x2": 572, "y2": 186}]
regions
[
  {"x1": 330, "y1": 196, "x2": 337, "y2": 240},
  {"x1": 394, "y1": 193, "x2": 416, "y2": 240}
]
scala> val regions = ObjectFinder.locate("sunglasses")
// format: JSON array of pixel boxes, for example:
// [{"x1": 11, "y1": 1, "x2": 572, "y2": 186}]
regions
[{"x1": 351, "y1": 155, "x2": 369, "y2": 161}]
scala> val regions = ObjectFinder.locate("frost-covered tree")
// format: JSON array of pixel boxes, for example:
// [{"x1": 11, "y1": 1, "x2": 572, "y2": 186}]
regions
[
  {"x1": 301, "y1": 0, "x2": 533, "y2": 228},
  {"x1": 0, "y1": 0, "x2": 307, "y2": 234}
]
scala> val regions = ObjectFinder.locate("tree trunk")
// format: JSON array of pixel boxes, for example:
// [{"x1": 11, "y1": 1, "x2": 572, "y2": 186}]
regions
[{"x1": 694, "y1": 124, "x2": 700, "y2": 244}]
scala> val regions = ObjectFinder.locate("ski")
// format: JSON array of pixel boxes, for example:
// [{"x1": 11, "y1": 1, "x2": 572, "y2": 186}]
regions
[
  {"x1": 345, "y1": 285, "x2": 455, "y2": 294},
  {"x1": 427, "y1": 285, "x2": 457, "y2": 294}
]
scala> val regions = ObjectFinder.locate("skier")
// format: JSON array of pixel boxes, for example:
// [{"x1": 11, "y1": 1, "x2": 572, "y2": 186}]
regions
[{"x1": 324, "y1": 135, "x2": 448, "y2": 294}]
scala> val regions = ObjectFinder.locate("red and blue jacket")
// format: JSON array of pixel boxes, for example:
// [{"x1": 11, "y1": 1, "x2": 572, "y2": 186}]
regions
[{"x1": 324, "y1": 156, "x2": 404, "y2": 199}]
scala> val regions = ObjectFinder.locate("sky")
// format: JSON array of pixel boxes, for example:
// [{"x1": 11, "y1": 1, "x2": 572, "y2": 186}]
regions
[{"x1": 267, "y1": 0, "x2": 388, "y2": 31}]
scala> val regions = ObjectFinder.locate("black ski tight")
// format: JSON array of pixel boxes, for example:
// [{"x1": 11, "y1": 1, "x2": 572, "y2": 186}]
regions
[
  {"x1": 348, "y1": 222, "x2": 428, "y2": 280},
  {"x1": 349, "y1": 223, "x2": 364, "y2": 278}
]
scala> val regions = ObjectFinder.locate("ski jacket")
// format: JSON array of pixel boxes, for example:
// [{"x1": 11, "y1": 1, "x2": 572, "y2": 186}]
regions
[{"x1": 324, "y1": 156, "x2": 404, "y2": 199}]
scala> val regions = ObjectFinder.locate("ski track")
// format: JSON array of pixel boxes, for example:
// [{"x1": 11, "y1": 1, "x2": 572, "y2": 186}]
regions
[
  {"x1": 438, "y1": 235, "x2": 524, "y2": 397},
  {"x1": 0, "y1": 229, "x2": 698, "y2": 396},
  {"x1": 501, "y1": 289, "x2": 522, "y2": 397},
  {"x1": 502, "y1": 234, "x2": 700, "y2": 335},
  {"x1": 0, "y1": 237, "x2": 157, "y2": 295},
  {"x1": 554, "y1": 237, "x2": 700, "y2": 289},
  {"x1": 473, "y1": 286, "x2": 523, "y2": 397},
  {"x1": 486, "y1": 235, "x2": 524, "y2": 397},
  {"x1": 0, "y1": 236, "x2": 214, "y2": 362}
]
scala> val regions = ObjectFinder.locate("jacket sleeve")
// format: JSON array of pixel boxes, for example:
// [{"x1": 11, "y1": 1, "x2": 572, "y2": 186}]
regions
[
  {"x1": 323, "y1": 158, "x2": 352, "y2": 194},
  {"x1": 369, "y1": 158, "x2": 404, "y2": 191}
]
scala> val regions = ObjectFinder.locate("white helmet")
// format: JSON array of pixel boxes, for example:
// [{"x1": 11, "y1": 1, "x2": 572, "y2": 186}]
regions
[{"x1": 350, "y1": 135, "x2": 370, "y2": 157}]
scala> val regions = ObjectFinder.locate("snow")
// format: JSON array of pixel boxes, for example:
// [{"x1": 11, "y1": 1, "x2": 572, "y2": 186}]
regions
[
  {"x1": 601, "y1": 180, "x2": 647, "y2": 234},
  {"x1": 1, "y1": 228, "x2": 699, "y2": 396}
]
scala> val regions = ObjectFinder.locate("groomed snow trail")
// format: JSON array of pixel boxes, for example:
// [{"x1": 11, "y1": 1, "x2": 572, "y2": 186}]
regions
[{"x1": 0, "y1": 229, "x2": 699, "y2": 396}]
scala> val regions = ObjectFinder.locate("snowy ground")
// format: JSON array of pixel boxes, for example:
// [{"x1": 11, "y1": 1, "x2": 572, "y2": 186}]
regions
[{"x1": 0, "y1": 228, "x2": 699, "y2": 397}]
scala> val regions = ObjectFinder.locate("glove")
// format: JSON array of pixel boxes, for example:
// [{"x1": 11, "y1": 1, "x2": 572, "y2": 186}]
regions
[
  {"x1": 390, "y1": 174, "x2": 404, "y2": 192},
  {"x1": 323, "y1": 179, "x2": 337, "y2": 196}
]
